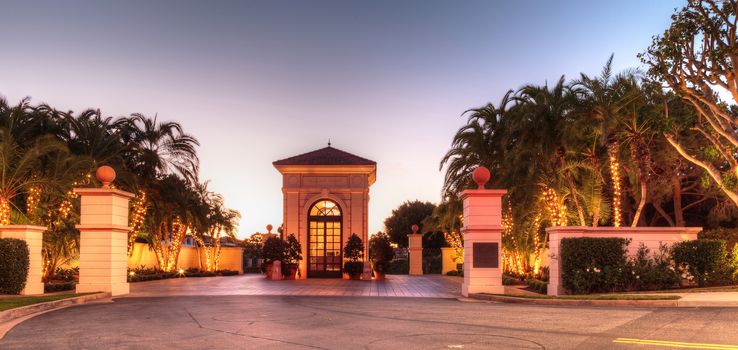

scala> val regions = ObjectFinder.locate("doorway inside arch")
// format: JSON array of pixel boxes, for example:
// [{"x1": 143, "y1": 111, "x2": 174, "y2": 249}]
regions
[{"x1": 308, "y1": 200, "x2": 343, "y2": 278}]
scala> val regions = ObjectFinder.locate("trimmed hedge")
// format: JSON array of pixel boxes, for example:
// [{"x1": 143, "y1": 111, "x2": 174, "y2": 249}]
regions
[
  {"x1": 525, "y1": 278, "x2": 548, "y2": 294},
  {"x1": 45, "y1": 281, "x2": 76, "y2": 293},
  {"x1": 560, "y1": 237, "x2": 629, "y2": 294},
  {"x1": 672, "y1": 239, "x2": 733, "y2": 287},
  {"x1": 0, "y1": 238, "x2": 30, "y2": 294}
]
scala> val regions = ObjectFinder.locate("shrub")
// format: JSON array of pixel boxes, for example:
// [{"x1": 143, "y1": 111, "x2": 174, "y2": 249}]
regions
[
  {"x1": 0, "y1": 238, "x2": 30, "y2": 294},
  {"x1": 343, "y1": 233, "x2": 364, "y2": 277},
  {"x1": 699, "y1": 228, "x2": 738, "y2": 251},
  {"x1": 262, "y1": 237, "x2": 287, "y2": 264},
  {"x1": 45, "y1": 281, "x2": 75, "y2": 293},
  {"x1": 187, "y1": 270, "x2": 217, "y2": 278},
  {"x1": 629, "y1": 243, "x2": 679, "y2": 291},
  {"x1": 369, "y1": 232, "x2": 394, "y2": 274},
  {"x1": 284, "y1": 233, "x2": 303, "y2": 265},
  {"x1": 560, "y1": 237, "x2": 630, "y2": 294},
  {"x1": 217, "y1": 269, "x2": 239, "y2": 276},
  {"x1": 502, "y1": 275, "x2": 517, "y2": 285},
  {"x1": 53, "y1": 267, "x2": 78, "y2": 282},
  {"x1": 525, "y1": 278, "x2": 548, "y2": 294},
  {"x1": 386, "y1": 259, "x2": 409, "y2": 274},
  {"x1": 672, "y1": 239, "x2": 733, "y2": 287}
]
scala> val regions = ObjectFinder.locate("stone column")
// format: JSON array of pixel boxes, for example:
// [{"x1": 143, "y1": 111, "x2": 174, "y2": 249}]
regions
[
  {"x1": 75, "y1": 166, "x2": 134, "y2": 296},
  {"x1": 0, "y1": 225, "x2": 45, "y2": 295},
  {"x1": 408, "y1": 225, "x2": 423, "y2": 276},
  {"x1": 461, "y1": 167, "x2": 506, "y2": 297}
]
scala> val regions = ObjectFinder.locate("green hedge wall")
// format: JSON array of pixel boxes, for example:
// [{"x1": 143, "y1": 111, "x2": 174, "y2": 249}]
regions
[
  {"x1": 560, "y1": 237, "x2": 629, "y2": 294},
  {"x1": 0, "y1": 238, "x2": 30, "y2": 294}
]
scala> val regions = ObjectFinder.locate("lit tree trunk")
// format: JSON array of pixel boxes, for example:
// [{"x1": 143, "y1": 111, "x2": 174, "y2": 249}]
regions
[{"x1": 608, "y1": 142, "x2": 623, "y2": 227}]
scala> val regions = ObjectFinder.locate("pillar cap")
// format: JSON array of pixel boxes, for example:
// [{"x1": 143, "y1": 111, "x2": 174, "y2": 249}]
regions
[
  {"x1": 472, "y1": 166, "x2": 491, "y2": 189},
  {"x1": 96, "y1": 166, "x2": 116, "y2": 188},
  {"x1": 411, "y1": 224, "x2": 419, "y2": 234}
]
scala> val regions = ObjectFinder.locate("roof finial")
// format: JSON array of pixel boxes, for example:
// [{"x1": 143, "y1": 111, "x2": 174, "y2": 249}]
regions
[{"x1": 328, "y1": 138, "x2": 331, "y2": 147}]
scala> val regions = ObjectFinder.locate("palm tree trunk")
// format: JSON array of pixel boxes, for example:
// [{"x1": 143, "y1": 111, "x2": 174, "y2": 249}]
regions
[
  {"x1": 560, "y1": 155, "x2": 586, "y2": 226},
  {"x1": 607, "y1": 142, "x2": 623, "y2": 227},
  {"x1": 630, "y1": 142, "x2": 648, "y2": 227}
]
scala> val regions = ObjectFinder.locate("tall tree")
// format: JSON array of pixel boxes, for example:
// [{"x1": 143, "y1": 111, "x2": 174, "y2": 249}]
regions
[{"x1": 642, "y1": 0, "x2": 738, "y2": 206}]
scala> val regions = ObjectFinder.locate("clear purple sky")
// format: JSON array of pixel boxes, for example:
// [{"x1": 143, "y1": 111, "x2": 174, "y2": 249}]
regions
[{"x1": 0, "y1": 0, "x2": 680, "y2": 238}]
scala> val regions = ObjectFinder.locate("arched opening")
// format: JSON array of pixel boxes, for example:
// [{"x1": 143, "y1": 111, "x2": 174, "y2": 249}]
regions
[{"x1": 308, "y1": 200, "x2": 343, "y2": 278}]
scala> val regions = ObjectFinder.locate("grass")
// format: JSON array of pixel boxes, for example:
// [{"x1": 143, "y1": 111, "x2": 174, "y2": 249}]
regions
[
  {"x1": 486, "y1": 293, "x2": 682, "y2": 301},
  {"x1": 621, "y1": 285, "x2": 738, "y2": 294},
  {"x1": 0, "y1": 293, "x2": 94, "y2": 312}
]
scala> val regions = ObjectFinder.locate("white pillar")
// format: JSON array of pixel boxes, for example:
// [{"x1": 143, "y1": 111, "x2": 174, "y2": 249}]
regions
[
  {"x1": 75, "y1": 166, "x2": 134, "y2": 296},
  {"x1": 0, "y1": 225, "x2": 45, "y2": 295},
  {"x1": 461, "y1": 167, "x2": 506, "y2": 297}
]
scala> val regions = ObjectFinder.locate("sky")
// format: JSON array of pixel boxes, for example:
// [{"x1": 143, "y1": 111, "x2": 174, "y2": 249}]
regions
[{"x1": 0, "y1": 0, "x2": 681, "y2": 238}]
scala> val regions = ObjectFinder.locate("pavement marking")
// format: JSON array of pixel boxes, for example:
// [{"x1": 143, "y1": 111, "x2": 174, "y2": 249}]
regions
[{"x1": 613, "y1": 338, "x2": 738, "y2": 349}]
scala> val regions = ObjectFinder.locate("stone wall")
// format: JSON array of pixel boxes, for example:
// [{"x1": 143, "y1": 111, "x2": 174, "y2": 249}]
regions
[
  {"x1": 546, "y1": 226, "x2": 701, "y2": 296},
  {"x1": 128, "y1": 242, "x2": 243, "y2": 273}
]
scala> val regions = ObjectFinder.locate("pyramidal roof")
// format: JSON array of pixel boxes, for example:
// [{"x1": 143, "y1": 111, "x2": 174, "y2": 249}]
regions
[{"x1": 273, "y1": 146, "x2": 376, "y2": 166}]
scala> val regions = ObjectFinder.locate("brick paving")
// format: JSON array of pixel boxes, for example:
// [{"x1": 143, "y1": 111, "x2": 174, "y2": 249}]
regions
[{"x1": 127, "y1": 274, "x2": 462, "y2": 298}]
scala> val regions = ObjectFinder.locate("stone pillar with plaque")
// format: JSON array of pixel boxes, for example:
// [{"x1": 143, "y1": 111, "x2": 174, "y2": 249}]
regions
[{"x1": 461, "y1": 166, "x2": 506, "y2": 297}]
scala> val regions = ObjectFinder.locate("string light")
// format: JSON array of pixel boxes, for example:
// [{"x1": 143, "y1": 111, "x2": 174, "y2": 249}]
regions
[
  {"x1": 26, "y1": 185, "x2": 41, "y2": 214},
  {"x1": 127, "y1": 191, "x2": 148, "y2": 256},
  {"x1": 0, "y1": 197, "x2": 10, "y2": 225},
  {"x1": 608, "y1": 144, "x2": 623, "y2": 227},
  {"x1": 542, "y1": 186, "x2": 567, "y2": 226}
]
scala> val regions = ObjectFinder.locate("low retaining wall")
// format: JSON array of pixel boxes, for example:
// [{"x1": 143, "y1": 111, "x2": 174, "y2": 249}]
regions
[
  {"x1": 128, "y1": 243, "x2": 243, "y2": 273},
  {"x1": 546, "y1": 226, "x2": 701, "y2": 296}
]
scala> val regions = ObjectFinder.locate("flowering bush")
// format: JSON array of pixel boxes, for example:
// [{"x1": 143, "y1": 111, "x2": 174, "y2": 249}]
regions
[
  {"x1": 628, "y1": 244, "x2": 680, "y2": 291},
  {"x1": 672, "y1": 239, "x2": 733, "y2": 287}
]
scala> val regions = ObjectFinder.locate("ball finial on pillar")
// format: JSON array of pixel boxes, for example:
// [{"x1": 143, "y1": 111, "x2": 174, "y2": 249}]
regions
[
  {"x1": 266, "y1": 224, "x2": 273, "y2": 233},
  {"x1": 472, "y1": 166, "x2": 491, "y2": 189},
  {"x1": 411, "y1": 224, "x2": 419, "y2": 234},
  {"x1": 96, "y1": 166, "x2": 116, "y2": 189}
]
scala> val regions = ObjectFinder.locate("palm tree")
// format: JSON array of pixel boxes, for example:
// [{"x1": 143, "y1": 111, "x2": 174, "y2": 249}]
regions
[
  {"x1": 124, "y1": 114, "x2": 200, "y2": 183},
  {"x1": 191, "y1": 181, "x2": 241, "y2": 271},
  {"x1": 0, "y1": 129, "x2": 79, "y2": 224},
  {"x1": 441, "y1": 90, "x2": 515, "y2": 196},
  {"x1": 573, "y1": 55, "x2": 641, "y2": 226},
  {"x1": 512, "y1": 77, "x2": 587, "y2": 226}
]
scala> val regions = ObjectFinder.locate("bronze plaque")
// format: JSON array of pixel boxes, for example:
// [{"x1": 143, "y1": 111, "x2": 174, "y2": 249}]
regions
[{"x1": 473, "y1": 243, "x2": 499, "y2": 268}]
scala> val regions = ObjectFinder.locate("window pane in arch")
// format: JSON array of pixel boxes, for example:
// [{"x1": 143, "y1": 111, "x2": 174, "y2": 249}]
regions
[{"x1": 309, "y1": 200, "x2": 341, "y2": 216}]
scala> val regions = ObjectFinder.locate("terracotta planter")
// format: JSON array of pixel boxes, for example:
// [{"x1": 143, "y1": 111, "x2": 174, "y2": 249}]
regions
[
  {"x1": 283, "y1": 265, "x2": 298, "y2": 280},
  {"x1": 373, "y1": 272, "x2": 386, "y2": 281},
  {"x1": 265, "y1": 262, "x2": 273, "y2": 279}
]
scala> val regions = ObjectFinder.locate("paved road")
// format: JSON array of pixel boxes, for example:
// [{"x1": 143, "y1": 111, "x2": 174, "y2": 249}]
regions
[{"x1": 2, "y1": 296, "x2": 737, "y2": 349}]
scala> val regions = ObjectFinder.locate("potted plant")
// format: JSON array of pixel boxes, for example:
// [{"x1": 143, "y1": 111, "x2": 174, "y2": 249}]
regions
[
  {"x1": 343, "y1": 233, "x2": 364, "y2": 280},
  {"x1": 262, "y1": 236, "x2": 286, "y2": 280},
  {"x1": 283, "y1": 233, "x2": 302, "y2": 280},
  {"x1": 369, "y1": 232, "x2": 394, "y2": 281}
]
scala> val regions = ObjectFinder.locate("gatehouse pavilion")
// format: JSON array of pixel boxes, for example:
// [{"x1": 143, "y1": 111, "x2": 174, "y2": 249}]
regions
[{"x1": 273, "y1": 145, "x2": 376, "y2": 279}]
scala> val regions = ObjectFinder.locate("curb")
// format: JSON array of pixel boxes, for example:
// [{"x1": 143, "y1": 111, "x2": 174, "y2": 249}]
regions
[
  {"x1": 468, "y1": 293, "x2": 680, "y2": 308},
  {"x1": 0, "y1": 292, "x2": 111, "y2": 324}
]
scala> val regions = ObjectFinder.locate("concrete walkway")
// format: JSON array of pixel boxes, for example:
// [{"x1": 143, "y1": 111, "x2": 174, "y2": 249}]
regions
[{"x1": 128, "y1": 274, "x2": 462, "y2": 298}]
